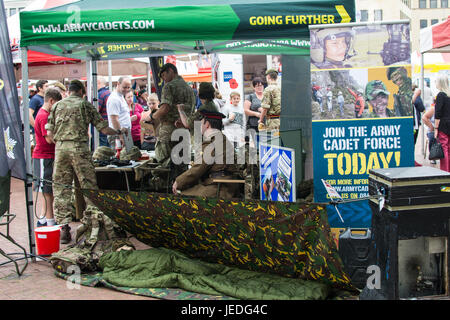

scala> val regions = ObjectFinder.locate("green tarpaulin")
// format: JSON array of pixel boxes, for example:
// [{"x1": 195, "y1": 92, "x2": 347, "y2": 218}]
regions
[
  {"x1": 19, "y1": 0, "x2": 355, "y2": 59},
  {"x1": 98, "y1": 247, "x2": 338, "y2": 300}
]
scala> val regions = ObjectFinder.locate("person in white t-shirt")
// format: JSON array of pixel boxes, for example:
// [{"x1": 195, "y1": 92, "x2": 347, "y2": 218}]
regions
[
  {"x1": 222, "y1": 91, "x2": 245, "y2": 149},
  {"x1": 107, "y1": 77, "x2": 132, "y2": 148}
]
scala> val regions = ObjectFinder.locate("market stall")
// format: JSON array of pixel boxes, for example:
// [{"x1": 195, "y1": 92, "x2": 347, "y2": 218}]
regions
[{"x1": 419, "y1": 16, "x2": 450, "y2": 92}]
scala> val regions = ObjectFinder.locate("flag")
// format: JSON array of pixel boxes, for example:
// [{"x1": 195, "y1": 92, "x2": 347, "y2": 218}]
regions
[
  {"x1": 0, "y1": 0, "x2": 26, "y2": 180},
  {"x1": 321, "y1": 179, "x2": 343, "y2": 201},
  {"x1": 149, "y1": 56, "x2": 164, "y2": 101}
]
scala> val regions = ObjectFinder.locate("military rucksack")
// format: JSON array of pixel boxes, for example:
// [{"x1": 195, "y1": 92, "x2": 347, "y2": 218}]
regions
[{"x1": 49, "y1": 206, "x2": 134, "y2": 273}]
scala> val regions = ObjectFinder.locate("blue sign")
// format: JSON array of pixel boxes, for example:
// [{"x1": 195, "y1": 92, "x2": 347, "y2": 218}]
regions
[
  {"x1": 312, "y1": 117, "x2": 414, "y2": 228},
  {"x1": 223, "y1": 71, "x2": 233, "y2": 82},
  {"x1": 259, "y1": 143, "x2": 296, "y2": 202}
]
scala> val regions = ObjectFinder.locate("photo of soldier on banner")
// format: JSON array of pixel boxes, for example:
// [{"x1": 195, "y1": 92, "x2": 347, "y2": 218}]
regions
[
  {"x1": 311, "y1": 66, "x2": 413, "y2": 120},
  {"x1": 310, "y1": 23, "x2": 410, "y2": 70}
]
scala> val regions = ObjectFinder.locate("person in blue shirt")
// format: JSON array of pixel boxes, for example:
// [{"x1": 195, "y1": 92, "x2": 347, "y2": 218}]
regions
[{"x1": 29, "y1": 80, "x2": 48, "y2": 132}]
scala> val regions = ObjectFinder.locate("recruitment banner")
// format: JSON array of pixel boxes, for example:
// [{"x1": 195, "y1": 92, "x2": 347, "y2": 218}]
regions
[
  {"x1": 259, "y1": 143, "x2": 296, "y2": 202},
  {"x1": 0, "y1": 0, "x2": 26, "y2": 181},
  {"x1": 309, "y1": 22, "x2": 414, "y2": 228}
]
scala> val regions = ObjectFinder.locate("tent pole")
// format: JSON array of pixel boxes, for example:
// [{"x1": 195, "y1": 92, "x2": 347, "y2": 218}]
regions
[
  {"x1": 86, "y1": 58, "x2": 93, "y2": 150},
  {"x1": 21, "y1": 47, "x2": 36, "y2": 259},
  {"x1": 108, "y1": 60, "x2": 113, "y2": 90},
  {"x1": 92, "y1": 60, "x2": 99, "y2": 149},
  {"x1": 147, "y1": 63, "x2": 151, "y2": 94},
  {"x1": 420, "y1": 53, "x2": 426, "y2": 157}
]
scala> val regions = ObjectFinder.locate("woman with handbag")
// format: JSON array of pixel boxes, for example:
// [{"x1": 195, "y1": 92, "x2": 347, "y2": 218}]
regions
[{"x1": 434, "y1": 75, "x2": 450, "y2": 172}]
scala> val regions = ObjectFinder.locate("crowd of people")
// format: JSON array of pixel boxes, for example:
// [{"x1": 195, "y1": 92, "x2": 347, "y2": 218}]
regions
[{"x1": 28, "y1": 63, "x2": 281, "y2": 245}]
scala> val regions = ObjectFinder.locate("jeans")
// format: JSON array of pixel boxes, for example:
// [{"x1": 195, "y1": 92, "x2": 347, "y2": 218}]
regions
[
  {"x1": 427, "y1": 132, "x2": 435, "y2": 152},
  {"x1": 99, "y1": 133, "x2": 110, "y2": 147}
]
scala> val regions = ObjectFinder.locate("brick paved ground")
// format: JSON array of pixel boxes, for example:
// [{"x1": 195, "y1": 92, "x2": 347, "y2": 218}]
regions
[{"x1": 0, "y1": 177, "x2": 154, "y2": 300}]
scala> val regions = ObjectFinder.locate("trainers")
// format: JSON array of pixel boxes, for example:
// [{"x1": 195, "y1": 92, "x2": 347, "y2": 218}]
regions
[
  {"x1": 37, "y1": 220, "x2": 47, "y2": 228},
  {"x1": 60, "y1": 225, "x2": 72, "y2": 244}
]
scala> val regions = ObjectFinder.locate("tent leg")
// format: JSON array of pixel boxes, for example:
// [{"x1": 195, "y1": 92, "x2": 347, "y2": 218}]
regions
[
  {"x1": 420, "y1": 53, "x2": 426, "y2": 157},
  {"x1": 108, "y1": 60, "x2": 113, "y2": 91},
  {"x1": 92, "y1": 60, "x2": 99, "y2": 150},
  {"x1": 21, "y1": 47, "x2": 36, "y2": 260}
]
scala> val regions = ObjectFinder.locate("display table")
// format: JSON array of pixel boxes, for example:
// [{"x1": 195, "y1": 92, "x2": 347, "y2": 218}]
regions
[{"x1": 95, "y1": 158, "x2": 170, "y2": 192}]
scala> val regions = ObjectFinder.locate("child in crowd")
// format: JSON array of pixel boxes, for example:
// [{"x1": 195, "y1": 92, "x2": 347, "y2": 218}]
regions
[
  {"x1": 222, "y1": 91, "x2": 245, "y2": 149},
  {"x1": 32, "y1": 88, "x2": 62, "y2": 227},
  {"x1": 140, "y1": 93, "x2": 159, "y2": 151}
]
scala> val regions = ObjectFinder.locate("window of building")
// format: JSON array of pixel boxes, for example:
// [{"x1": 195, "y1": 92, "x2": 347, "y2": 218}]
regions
[
  {"x1": 442, "y1": 0, "x2": 448, "y2": 8},
  {"x1": 430, "y1": 0, "x2": 438, "y2": 7},
  {"x1": 374, "y1": 9, "x2": 383, "y2": 21},
  {"x1": 10, "y1": 8, "x2": 16, "y2": 16},
  {"x1": 431, "y1": 19, "x2": 439, "y2": 25},
  {"x1": 18, "y1": 7, "x2": 25, "y2": 12},
  {"x1": 419, "y1": 0, "x2": 427, "y2": 8},
  {"x1": 420, "y1": 19, "x2": 428, "y2": 29},
  {"x1": 360, "y1": 10, "x2": 368, "y2": 22}
]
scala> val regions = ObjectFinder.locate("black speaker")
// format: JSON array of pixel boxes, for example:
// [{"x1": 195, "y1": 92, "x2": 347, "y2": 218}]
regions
[{"x1": 338, "y1": 228, "x2": 375, "y2": 289}]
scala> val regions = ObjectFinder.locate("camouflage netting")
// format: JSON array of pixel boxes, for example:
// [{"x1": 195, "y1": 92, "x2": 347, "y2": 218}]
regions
[{"x1": 81, "y1": 189, "x2": 357, "y2": 293}]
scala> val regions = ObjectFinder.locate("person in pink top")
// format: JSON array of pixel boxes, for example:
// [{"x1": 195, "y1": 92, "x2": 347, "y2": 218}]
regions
[
  {"x1": 125, "y1": 90, "x2": 144, "y2": 149},
  {"x1": 32, "y1": 88, "x2": 62, "y2": 227}
]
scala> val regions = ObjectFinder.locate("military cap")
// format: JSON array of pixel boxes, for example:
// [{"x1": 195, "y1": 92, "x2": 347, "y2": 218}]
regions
[
  {"x1": 199, "y1": 110, "x2": 226, "y2": 120},
  {"x1": 365, "y1": 80, "x2": 390, "y2": 101},
  {"x1": 266, "y1": 68, "x2": 278, "y2": 75},
  {"x1": 120, "y1": 146, "x2": 142, "y2": 161},
  {"x1": 93, "y1": 146, "x2": 115, "y2": 161},
  {"x1": 158, "y1": 63, "x2": 177, "y2": 77},
  {"x1": 51, "y1": 81, "x2": 66, "y2": 92}
]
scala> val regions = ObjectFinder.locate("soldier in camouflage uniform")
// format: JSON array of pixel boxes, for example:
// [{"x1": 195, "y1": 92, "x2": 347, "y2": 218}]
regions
[
  {"x1": 144, "y1": 63, "x2": 195, "y2": 188},
  {"x1": 387, "y1": 66, "x2": 413, "y2": 117},
  {"x1": 46, "y1": 80, "x2": 127, "y2": 243},
  {"x1": 172, "y1": 110, "x2": 239, "y2": 199},
  {"x1": 258, "y1": 69, "x2": 281, "y2": 131},
  {"x1": 365, "y1": 80, "x2": 393, "y2": 118}
]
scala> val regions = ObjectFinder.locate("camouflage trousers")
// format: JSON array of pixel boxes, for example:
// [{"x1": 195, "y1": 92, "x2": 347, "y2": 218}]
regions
[
  {"x1": 154, "y1": 124, "x2": 177, "y2": 166},
  {"x1": 53, "y1": 141, "x2": 98, "y2": 225},
  {"x1": 266, "y1": 118, "x2": 280, "y2": 131}
]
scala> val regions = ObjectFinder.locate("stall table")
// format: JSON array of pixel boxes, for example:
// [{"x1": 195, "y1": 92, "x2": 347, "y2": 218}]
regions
[{"x1": 95, "y1": 158, "x2": 170, "y2": 192}]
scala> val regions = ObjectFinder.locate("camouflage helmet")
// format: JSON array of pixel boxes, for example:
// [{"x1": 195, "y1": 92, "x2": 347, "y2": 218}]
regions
[
  {"x1": 120, "y1": 146, "x2": 142, "y2": 161},
  {"x1": 310, "y1": 27, "x2": 354, "y2": 63},
  {"x1": 365, "y1": 80, "x2": 390, "y2": 101},
  {"x1": 93, "y1": 146, "x2": 115, "y2": 161}
]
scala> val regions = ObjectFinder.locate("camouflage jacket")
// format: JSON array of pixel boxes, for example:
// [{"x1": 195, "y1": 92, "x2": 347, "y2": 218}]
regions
[
  {"x1": 160, "y1": 75, "x2": 196, "y2": 124},
  {"x1": 46, "y1": 94, "x2": 108, "y2": 142},
  {"x1": 393, "y1": 86, "x2": 413, "y2": 117},
  {"x1": 175, "y1": 129, "x2": 238, "y2": 190},
  {"x1": 261, "y1": 83, "x2": 281, "y2": 116}
]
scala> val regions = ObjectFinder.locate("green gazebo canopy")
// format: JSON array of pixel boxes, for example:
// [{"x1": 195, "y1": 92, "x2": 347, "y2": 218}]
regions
[{"x1": 19, "y1": 0, "x2": 355, "y2": 60}]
